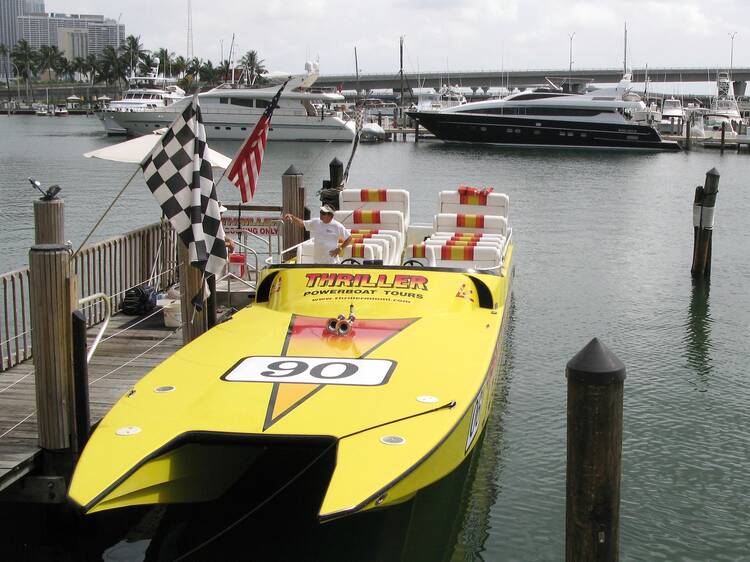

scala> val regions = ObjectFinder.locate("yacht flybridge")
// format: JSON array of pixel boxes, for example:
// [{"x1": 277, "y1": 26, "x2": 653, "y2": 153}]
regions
[
  {"x1": 98, "y1": 62, "x2": 187, "y2": 135},
  {"x1": 408, "y1": 75, "x2": 680, "y2": 151},
  {"x1": 99, "y1": 62, "x2": 355, "y2": 142}
]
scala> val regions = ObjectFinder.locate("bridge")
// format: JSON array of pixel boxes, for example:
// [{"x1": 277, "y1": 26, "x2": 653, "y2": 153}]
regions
[{"x1": 316, "y1": 67, "x2": 750, "y2": 97}]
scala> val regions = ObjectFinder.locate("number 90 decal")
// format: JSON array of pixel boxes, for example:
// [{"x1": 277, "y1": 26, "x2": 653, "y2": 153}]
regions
[{"x1": 222, "y1": 356, "x2": 397, "y2": 386}]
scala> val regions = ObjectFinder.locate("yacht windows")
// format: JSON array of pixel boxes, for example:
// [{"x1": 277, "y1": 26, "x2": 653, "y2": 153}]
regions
[
  {"x1": 464, "y1": 107, "x2": 604, "y2": 117},
  {"x1": 220, "y1": 97, "x2": 229, "y2": 104},
  {"x1": 231, "y1": 98, "x2": 255, "y2": 108},
  {"x1": 256, "y1": 99, "x2": 270, "y2": 109}
]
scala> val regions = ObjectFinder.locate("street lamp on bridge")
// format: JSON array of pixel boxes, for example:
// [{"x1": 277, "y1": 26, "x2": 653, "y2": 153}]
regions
[
  {"x1": 728, "y1": 32, "x2": 738, "y2": 79},
  {"x1": 568, "y1": 32, "x2": 576, "y2": 91}
]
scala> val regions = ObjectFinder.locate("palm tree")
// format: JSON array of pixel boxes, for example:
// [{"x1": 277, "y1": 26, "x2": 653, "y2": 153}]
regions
[
  {"x1": 85, "y1": 54, "x2": 99, "y2": 84},
  {"x1": 37, "y1": 45, "x2": 64, "y2": 81},
  {"x1": 11, "y1": 39, "x2": 37, "y2": 103},
  {"x1": 120, "y1": 34, "x2": 146, "y2": 77},
  {"x1": 155, "y1": 48, "x2": 174, "y2": 77},
  {"x1": 138, "y1": 52, "x2": 156, "y2": 76},
  {"x1": 71, "y1": 56, "x2": 85, "y2": 81},
  {"x1": 99, "y1": 45, "x2": 125, "y2": 94},
  {"x1": 186, "y1": 57, "x2": 202, "y2": 81},
  {"x1": 0, "y1": 44, "x2": 10, "y2": 102},
  {"x1": 240, "y1": 50, "x2": 266, "y2": 85},
  {"x1": 199, "y1": 60, "x2": 216, "y2": 85},
  {"x1": 217, "y1": 59, "x2": 230, "y2": 82},
  {"x1": 172, "y1": 55, "x2": 186, "y2": 79}
]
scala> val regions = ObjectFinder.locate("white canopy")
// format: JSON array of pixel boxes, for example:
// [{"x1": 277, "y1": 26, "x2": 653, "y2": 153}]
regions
[
  {"x1": 67, "y1": 95, "x2": 81, "y2": 100},
  {"x1": 97, "y1": 95, "x2": 111, "y2": 100},
  {"x1": 83, "y1": 131, "x2": 231, "y2": 169}
]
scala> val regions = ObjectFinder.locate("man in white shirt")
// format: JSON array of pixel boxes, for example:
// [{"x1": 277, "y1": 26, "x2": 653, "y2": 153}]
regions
[{"x1": 283, "y1": 204, "x2": 352, "y2": 264}]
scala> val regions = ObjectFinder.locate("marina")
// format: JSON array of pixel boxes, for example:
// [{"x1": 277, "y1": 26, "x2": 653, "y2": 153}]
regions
[{"x1": 0, "y1": 112, "x2": 748, "y2": 560}]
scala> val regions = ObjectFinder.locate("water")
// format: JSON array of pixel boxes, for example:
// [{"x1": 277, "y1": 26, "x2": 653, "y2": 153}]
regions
[{"x1": 1, "y1": 116, "x2": 749, "y2": 561}]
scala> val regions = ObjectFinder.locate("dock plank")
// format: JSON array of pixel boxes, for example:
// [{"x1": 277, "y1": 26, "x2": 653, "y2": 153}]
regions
[{"x1": 0, "y1": 312, "x2": 183, "y2": 491}]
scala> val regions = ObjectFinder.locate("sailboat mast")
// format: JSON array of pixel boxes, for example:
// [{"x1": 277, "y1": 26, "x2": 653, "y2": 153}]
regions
[
  {"x1": 354, "y1": 46, "x2": 359, "y2": 101},
  {"x1": 399, "y1": 36, "x2": 405, "y2": 113}
]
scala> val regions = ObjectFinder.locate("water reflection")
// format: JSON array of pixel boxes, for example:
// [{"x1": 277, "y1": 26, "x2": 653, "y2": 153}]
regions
[{"x1": 684, "y1": 280, "x2": 713, "y2": 392}]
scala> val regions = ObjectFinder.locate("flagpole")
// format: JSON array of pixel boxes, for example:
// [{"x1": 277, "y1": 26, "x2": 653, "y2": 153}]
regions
[{"x1": 71, "y1": 166, "x2": 141, "y2": 260}]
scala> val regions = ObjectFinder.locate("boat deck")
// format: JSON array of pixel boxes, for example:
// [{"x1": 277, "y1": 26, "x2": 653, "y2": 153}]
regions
[{"x1": 0, "y1": 312, "x2": 182, "y2": 493}]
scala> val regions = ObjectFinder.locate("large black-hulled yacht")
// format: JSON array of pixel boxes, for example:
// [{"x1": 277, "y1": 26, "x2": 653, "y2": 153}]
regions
[{"x1": 407, "y1": 75, "x2": 680, "y2": 151}]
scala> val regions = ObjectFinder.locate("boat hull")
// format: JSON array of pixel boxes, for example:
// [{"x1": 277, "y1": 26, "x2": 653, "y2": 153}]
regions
[
  {"x1": 69, "y1": 254, "x2": 514, "y2": 521},
  {"x1": 407, "y1": 110, "x2": 680, "y2": 151},
  {"x1": 96, "y1": 108, "x2": 355, "y2": 141}
]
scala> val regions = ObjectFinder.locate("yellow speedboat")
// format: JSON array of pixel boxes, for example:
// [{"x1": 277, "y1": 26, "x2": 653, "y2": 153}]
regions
[{"x1": 69, "y1": 187, "x2": 514, "y2": 523}]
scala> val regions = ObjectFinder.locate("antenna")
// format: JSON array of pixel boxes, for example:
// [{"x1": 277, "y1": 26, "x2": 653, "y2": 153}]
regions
[
  {"x1": 186, "y1": 0, "x2": 194, "y2": 60},
  {"x1": 623, "y1": 21, "x2": 628, "y2": 74}
]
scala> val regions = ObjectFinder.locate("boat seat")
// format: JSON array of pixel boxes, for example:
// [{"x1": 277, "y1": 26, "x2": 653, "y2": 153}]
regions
[
  {"x1": 295, "y1": 240, "x2": 382, "y2": 264},
  {"x1": 430, "y1": 232, "x2": 506, "y2": 244},
  {"x1": 347, "y1": 234, "x2": 391, "y2": 264},
  {"x1": 339, "y1": 188, "x2": 410, "y2": 227},
  {"x1": 432, "y1": 244, "x2": 504, "y2": 272},
  {"x1": 342, "y1": 243, "x2": 381, "y2": 263},
  {"x1": 335, "y1": 210, "x2": 405, "y2": 262},
  {"x1": 403, "y1": 243, "x2": 436, "y2": 267},
  {"x1": 350, "y1": 229, "x2": 401, "y2": 265},
  {"x1": 438, "y1": 188, "x2": 509, "y2": 217},
  {"x1": 433, "y1": 213, "x2": 508, "y2": 237},
  {"x1": 425, "y1": 238, "x2": 504, "y2": 250}
]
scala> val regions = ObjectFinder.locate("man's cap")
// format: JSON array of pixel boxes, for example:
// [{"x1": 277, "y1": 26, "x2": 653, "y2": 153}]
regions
[{"x1": 320, "y1": 204, "x2": 335, "y2": 214}]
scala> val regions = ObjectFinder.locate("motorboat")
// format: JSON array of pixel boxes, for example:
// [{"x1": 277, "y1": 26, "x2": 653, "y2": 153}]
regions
[
  {"x1": 100, "y1": 61, "x2": 355, "y2": 141},
  {"x1": 97, "y1": 62, "x2": 187, "y2": 135},
  {"x1": 658, "y1": 97, "x2": 686, "y2": 135},
  {"x1": 415, "y1": 85, "x2": 468, "y2": 111},
  {"x1": 701, "y1": 72, "x2": 743, "y2": 139},
  {"x1": 407, "y1": 74, "x2": 680, "y2": 151},
  {"x1": 68, "y1": 186, "x2": 514, "y2": 530},
  {"x1": 360, "y1": 121, "x2": 387, "y2": 142},
  {"x1": 53, "y1": 106, "x2": 69, "y2": 117}
]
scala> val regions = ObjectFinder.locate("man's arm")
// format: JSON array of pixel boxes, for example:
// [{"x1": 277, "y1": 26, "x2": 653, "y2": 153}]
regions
[{"x1": 283, "y1": 213, "x2": 305, "y2": 228}]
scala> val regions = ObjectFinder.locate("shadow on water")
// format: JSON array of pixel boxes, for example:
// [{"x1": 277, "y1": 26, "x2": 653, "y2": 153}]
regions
[
  {"x1": 683, "y1": 280, "x2": 713, "y2": 392},
  {"x1": 422, "y1": 141, "x2": 665, "y2": 162}
]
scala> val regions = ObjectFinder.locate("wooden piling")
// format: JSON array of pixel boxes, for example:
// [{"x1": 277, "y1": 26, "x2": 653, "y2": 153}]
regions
[
  {"x1": 29, "y1": 244, "x2": 76, "y2": 450},
  {"x1": 178, "y1": 241, "x2": 207, "y2": 344},
  {"x1": 566, "y1": 338, "x2": 625, "y2": 562},
  {"x1": 691, "y1": 168, "x2": 720, "y2": 280},
  {"x1": 71, "y1": 310, "x2": 90, "y2": 452},
  {"x1": 281, "y1": 165, "x2": 305, "y2": 261},
  {"x1": 720, "y1": 122, "x2": 726, "y2": 153},
  {"x1": 33, "y1": 199, "x2": 65, "y2": 245},
  {"x1": 415, "y1": 122, "x2": 419, "y2": 143},
  {"x1": 685, "y1": 114, "x2": 691, "y2": 150},
  {"x1": 329, "y1": 157, "x2": 343, "y2": 188}
]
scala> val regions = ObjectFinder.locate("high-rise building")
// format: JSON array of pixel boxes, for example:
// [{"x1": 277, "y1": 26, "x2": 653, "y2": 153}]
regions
[
  {"x1": 0, "y1": 0, "x2": 25, "y2": 50},
  {"x1": 16, "y1": 12, "x2": 124, "y2": 59}
]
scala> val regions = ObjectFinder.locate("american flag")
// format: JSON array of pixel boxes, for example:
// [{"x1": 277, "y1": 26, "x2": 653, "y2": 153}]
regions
[
  {"x1": 227, "y1": 79, "x2": 289, "y2": 202},
  {"x1": 141, "y1": 95, "x2": 227, "y2": 276}
]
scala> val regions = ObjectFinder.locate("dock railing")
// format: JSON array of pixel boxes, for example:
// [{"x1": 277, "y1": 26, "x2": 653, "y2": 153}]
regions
[{"x1": 0, "y1": 220, "x2": 178, "y2": 372}]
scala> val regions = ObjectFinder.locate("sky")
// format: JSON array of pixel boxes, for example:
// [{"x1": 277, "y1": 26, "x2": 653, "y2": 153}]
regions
[{"x1": 55, "y1": 0, "x2": 748, "y2": 78}]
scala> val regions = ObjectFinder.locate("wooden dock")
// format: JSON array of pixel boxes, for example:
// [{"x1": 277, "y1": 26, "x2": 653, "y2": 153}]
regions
[{"x1": 0, "y1": 311, "x2": 182, "y2": 493}]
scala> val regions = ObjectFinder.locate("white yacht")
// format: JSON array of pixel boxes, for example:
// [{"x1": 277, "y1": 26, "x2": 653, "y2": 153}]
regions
[
  {"x1": 407, "y1": 74, "x2": 679, "y2": 151},
  {"x1": 702, "y1": 72, "x2": 742, "y2": 139},
  {"x1": 658, "y1": 97, "x2": 685, "y2": 134},
  {"x1": 99, "y1": 62, "x2": 355, "y2": 142},
  {"x1": 98, "y1": 61, "x2": 186, "y2": 135}
]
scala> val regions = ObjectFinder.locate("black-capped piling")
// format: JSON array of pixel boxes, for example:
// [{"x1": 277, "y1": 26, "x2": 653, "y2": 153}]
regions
[
  {"x1": 565, "y1": 338, "x2": 626, "y2": 562},
  {"x1": 691, "y1": 168, "x2": 720, "y2": 280}
]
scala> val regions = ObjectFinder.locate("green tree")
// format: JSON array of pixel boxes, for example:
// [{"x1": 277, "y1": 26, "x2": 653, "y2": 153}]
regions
[
  {"x1": 155, "y1": 48, "x2": 174, "y2": 76},
  {"x1": 71, "y1": 56, "x2": 85, "y2": 81},
  {"x1": 0, "y1": 44, "x2": 10, "y2": 102},
  {"x1": 120, "y1": 35, "x2": 146, "y2": 77},
  {"x1": 186, "y1": 57, "x2": 202, "y2": 80},
  {"x1": 240, "y1": 50, "x2": 266, "y2": 85},
  {"x1": 172, "y1": 55, "x2": 187, "y2": 79},
  {"x1": 199, "y1": 60, "x2": 216, "y2": 85},
  {"x1": 99, "y1": 45, "x2": 125, "y2": 93},
  {"x1": 85, "y1": 54, "x2": 100, "y2": 84},
  {"x1": 11, "y1": 39, "x2": 37, "y2": 103},
  {"x1": 37, "y1": 45, "x2": 64, "y2": 80}
]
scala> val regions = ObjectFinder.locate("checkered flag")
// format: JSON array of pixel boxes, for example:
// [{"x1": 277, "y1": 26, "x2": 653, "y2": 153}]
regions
[{"x1": 141, "y1": 95, "x2": 227, "y2": 276}]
